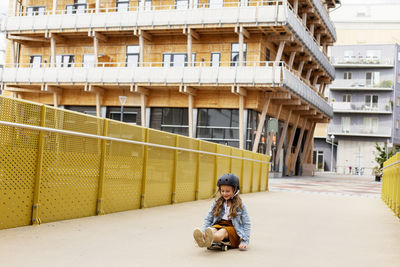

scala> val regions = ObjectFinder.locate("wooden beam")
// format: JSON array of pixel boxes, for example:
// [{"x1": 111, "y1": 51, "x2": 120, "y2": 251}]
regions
[
  {"x1": 134, "y1": 84, "x2": 150, "y2": 95},
  {"x1": 291, "y1": 105, "x2": 310, "y2": 111},
  {"x1": 278, "y1": 99, "x2": 301, "y2": 106},
  {"x1": 252, "y1": 95, "x2": 271, "y2": 152},
  {"x1": 96, "y1": 93, "x2": 102, "y2": 117},
  {"x1": 42, "y1": 85, "x2": 62, "y2": 94},
  {"x1": 289, "y1": 52, "x2": 296, "y2": 68},
  {"x1": 306, "y1": 69, "x2": 313, "y2": 81},
  {"x1": 184, "y1": 28, "x2": 200, "y2": 40},
  {"x1": 4, "y1": 87, "x2": 42, "y2": 93},
  {"x1": 275, "y1": 41, "x2": 286, "y2": 62},
  {"x1": 300, "y1": 122, "x2": 316, "y2": 166},
  {"x1": 49, "y1": 32, "x2": 66, "y2": 43},
  {"x1": 235, "y1": 26, "x2": 250, "y2": 39},
  {"x1": 179, "y1": 85, "x2": 197, "y2": 96},
  {"x1": 275, "y1": 109, "x2": 292, "y2": 166},
  {"x1": 94, "y1": 31, "x2": 108, "y2": 42},
  {"x1": 188, "y1": 94, "x2": 194, "y2": 138},
  {"x1": 231, "y1": 85, "x2": 247, "y2": 96},
  {"x1": 239, "y1": 94, "x2": 245, "y2": 149},
  {"x1": 298, "y1": 61, "x2": 305, "y2": 77},
  {"x1": 296, "y1": 109, "x2": 317, "y2": 116},
  {"x1": 290, "y1": 118, "x2": 307, "y2": 173},
  {"x1": 284, "y1": 114, "x2": 300, "y2": 175},
  {"x1": 141, "y1": 94, "x2": 147, "y2": 127},
  {"x1": 86, "y1": 85, "x2": 104, "y2": 95},
  {"x1": 8, "y1": 34, "x2": 49, "y2": 43},
  {"x1": 138, "y1": 29, "x2": 152, "y2": 42},
  {"x1": 271, "y1": 92, "x2": 291, "y2": 100}
]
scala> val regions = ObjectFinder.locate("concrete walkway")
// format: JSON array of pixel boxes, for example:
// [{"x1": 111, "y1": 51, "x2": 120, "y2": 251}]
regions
[{"x1": 1, "y1": 174, "x2": 400, "y2": 267}]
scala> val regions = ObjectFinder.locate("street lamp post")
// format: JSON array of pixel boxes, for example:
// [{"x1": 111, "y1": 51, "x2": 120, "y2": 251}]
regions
[
  {"x1": 330, "y1": 134, "x2": 335, "y2": 172},
  {"x1": 119, "y1": 96, "x2": 127, "y2": 122}
]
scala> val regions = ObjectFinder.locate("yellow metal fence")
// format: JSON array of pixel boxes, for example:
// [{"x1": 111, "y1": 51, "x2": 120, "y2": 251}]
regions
[
  {"x1": 0, "y1": 96, "x2": 270, "y2": 229},
  {"x1": 382, "y1": 152, "x2": 400, "y2": 218}
]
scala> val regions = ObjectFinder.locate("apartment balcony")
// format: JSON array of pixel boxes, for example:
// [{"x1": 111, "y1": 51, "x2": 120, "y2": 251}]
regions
[
  {"x1": 0, "y1": 61, "x2": 333, "y2": 118},
  {"x1": 332, "y1": 102, "x2": 393, "y2": 114},
  {"x1": 331, "y1": 56, "x2": 394, "y2": 68},
  {"x1": 1, "y1": 1, "x2": 335, "y2": 79},
  {"x1": 328, "y1": 124, "x2": 392, "y2": 138},
  {"x1": 330, "y1": 79, "x2": 394, "y2": 91}
]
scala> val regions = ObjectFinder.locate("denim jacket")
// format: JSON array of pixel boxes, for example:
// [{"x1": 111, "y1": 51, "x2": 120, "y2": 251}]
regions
[{"x1": 201, "y1": 200, "x2": 251, "y2": 245}]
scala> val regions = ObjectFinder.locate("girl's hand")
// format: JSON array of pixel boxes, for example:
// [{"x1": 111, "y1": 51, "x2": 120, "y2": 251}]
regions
[{"x1": 238, "y1": 243, "x2": 247, "y2": 250}]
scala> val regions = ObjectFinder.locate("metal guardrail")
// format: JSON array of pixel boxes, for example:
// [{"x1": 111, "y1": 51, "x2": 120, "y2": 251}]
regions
[
  {"x1": 0, "y1": 96, "x2": 270, "y2": 230},
  {"x1": 328, "y1": 124, "x2": 392, "y2": 137},
  {"x1": 332, "y1": 102, "x2": 393, "y2": 113},
  {"x1": 382, "y1": 153, "x2": 400, "y2": 218}
]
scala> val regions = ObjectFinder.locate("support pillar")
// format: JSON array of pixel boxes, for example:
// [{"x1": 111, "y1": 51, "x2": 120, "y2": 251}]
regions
[
  {"x1": 239, "y1": 28, "x2": 244, "y2": 66},
  {"x1": 274, "y1": 109, "x2": 292, "y2": 168},
  {"x1": 275, "y1": 41, "x2": 286, "y2": 62},
  {"x1": 10, "y1": 40, "x2": 16, "y2": 66},
  {"x1": 53, "y1": 0, "x2": 58, "y2": 15},
  {"x1": 141, "y1": 94, "x2": 147, "y2": 127},
  {"x1": 252, "y1": 95, "x2": 271, "y2": 152},
  {"x1": 93, "y1": 35, "x2": 99, "y2": 66},
  {"x1": 239, "y1": 94, "x2": 245, "y2": 149},
  {"x1": 187, "y1": 30, "x2": 192, "y2": 67},
  {"x1": 284, "y1": 114, "x2": 300, "y2": 175},
  {"x1": 300, "y1": 122, "x2": 316, "y2": 167},
  {"x1": 50, "y1": 37, "x2": 56, "y2": 67},
  {"x1": 290, "y1": 119, "x2": 307, "y2": 173},
  {"x1": 188, "y1": 94, "x2": 194, "y2": 137},
  {"x1": 298, "y1": 61, "x2": 305, "y2": 77},
  {"x1": 96, "y1": 0, "x2": 100, "y2": 12},
  {"x1": 289, "y1": 52, "x2": 296, "y2": 68},
  {"x1": 96, "y1": 93, "x2": 103, "y2": 117},
  {"x1": 139, "y1": 33, "x2": 144, "y2": 67}
]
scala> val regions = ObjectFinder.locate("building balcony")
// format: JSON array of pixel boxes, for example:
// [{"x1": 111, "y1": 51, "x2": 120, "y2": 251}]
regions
[
  {"x1": 2, "y1": 1, "x2": 335, "y2": 78},
  {"x1": 0, "y1": 61, "x2": 333, "y2": 118},
  {"x1": 330, "y1": 79, "x2": 394, "y2": 91},
  {"x1": 332, "y1": 102, "x2": 393, "y2": 114},
  {"x1": 328, "y1": 124, "x2": 392, "y2": 137},
  {"x1": 331, "y1": 56, "x2": 394, "y2": 68}
]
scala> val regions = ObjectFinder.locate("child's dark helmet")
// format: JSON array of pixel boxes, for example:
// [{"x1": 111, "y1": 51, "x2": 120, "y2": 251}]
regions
[{"x1": 217, "y1": 173, "x2": 240, "y2": 192}]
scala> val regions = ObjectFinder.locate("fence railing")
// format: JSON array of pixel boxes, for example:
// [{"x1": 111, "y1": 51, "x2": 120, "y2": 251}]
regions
[
  {"x1": 332, "y1": 102, "x2": 393, "y2": 113},
  {"x1": 0, "y1": 95, "x2": 270, "y2": 230},
  {"x1": 382, "y1": 153, "x2": 400, "y2": 218},
  {"x1": 328, "y1": 124, "x2": 392, "y2": 137},
  {"x1": 330, "y1": 79, "x2": 394, "y2": 90}
]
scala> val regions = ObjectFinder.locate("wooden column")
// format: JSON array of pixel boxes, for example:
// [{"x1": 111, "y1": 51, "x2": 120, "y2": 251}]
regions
[
  {"x1": 293, "y1": 0, "x2": 298, "y2": 14},
  {"x1": 12, "y1": 0, "x2": 18, "y2": 16},
  {"x1": 302, "y1": 12, "x2": 307, "y2": 26},
  {"x1": 306, "y1": 69, "x2": 313, "y2": 81},
  {"x1": 284, "y1": 114, "x2": 300, "y2": 175},
  {"x1": 50, "y1": 37, "x2": 56, "y2": 67},
  {"x1": 239, "y1": 94, "x2": 245, "y2": 148},
  {"x1": 10, "y1": 40, "x2": 16, "y2": 66},
  {"x1": 252, "y1": 95, "x2": 271, "y2": 152},
  {"x1": 238, "y1": 28, "x2": 244, "y2": 66},
  {"x1": 275, "y1": 41, "x2": 286, "y2": 62},
  {"x1": 187, "y1": 30, "x2": 192, "y2": 66},
  {"x1": 313, "y1": 75, "x2": 319, "y2": 87},
  {"x1": 96, "y1": 0, "x2": 100, "y2": 12},
  {"x1": 316, "y1": 33, "x2": 321, "y2": 46},
  {"x1": 139, "y1": 33, "x2": 144, "y2": 67},
  {"x1": 96, "y1": 93, "x2": 103, "y2": 117},
  {"x1": 289, "y1": 52, "x2": 296, "y2": 68},
  {"x1": 93, "y1": 35, "x2": 99, "y2": 66},
  {"x1": 290, "y1": 118, "x2": 307, "y2": 173},
  {"x1": 298, "y1": 61, "x2": 305, "y2": 77},
  {"x1": 179, "y1": 85, "x2": 197, "y2": 137},
  {"x1": 310, "y1": 24, "x2": 315, "y2": 36},
  {"x1": 141, "y1": 94, "x2": 147, "y2": 126},
  {"x1": 300, "y1": 122, "x2": 316, "y2": 166},
  {"x1": 274, "y1": 109, "x2": 292, "y2": 166},
  {"x1": 52, "y1": 0, "x2": 58, "y2": 14},
  {"x1": 53, "y1": 93, "x2": 59, "y2": 108}
]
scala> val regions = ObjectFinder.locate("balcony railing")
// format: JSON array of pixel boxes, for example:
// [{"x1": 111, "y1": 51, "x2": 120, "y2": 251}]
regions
[
  {"x1": 0, "y1": 60, "x2": 333, "y2": 118},
  {"x1": 332, "y1": 102, "x2": 393, "y2": 113},
  {"x1": 331, "y1": 56, "x2": 394, "y2": 67},
  {"x1": 328, "y1": 124, "x2": 392, "y2": 137},
  {"x1": 330, "y1": 79, "x2": 394, "y2": 90},
  {"x1": 2, "y1": 1, "x2": 335, "y2": 79}
]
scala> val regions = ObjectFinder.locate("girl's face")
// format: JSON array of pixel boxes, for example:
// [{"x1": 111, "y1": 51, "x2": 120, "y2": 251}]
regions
[{"x1": 220, "y1": 185, "x2": 234, "y2": 201}]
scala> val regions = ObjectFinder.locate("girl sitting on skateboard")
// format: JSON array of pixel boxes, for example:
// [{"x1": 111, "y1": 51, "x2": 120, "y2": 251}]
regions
[{"x1": 193, "y1": 173, "x2": 251, "y2": 250}]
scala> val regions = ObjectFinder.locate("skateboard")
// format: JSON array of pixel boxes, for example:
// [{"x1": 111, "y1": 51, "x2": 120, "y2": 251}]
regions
[{"x1": 207, "y1": 240, "x2": 231, "y2": 251}]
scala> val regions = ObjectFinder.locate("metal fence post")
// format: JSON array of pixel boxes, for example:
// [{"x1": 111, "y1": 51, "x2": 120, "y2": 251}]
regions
[
  {"x1": 96, "y1": 119, "x2": 108, "y2": 215},
  {"x1": 31, "y1": 105, "x2": 46, "y2": 225},
  {"x1": 140, "y1": 128, "x2": 149, "y2": 208},
  {"x1": 194, "y1": 140, "x2": 201, "y2": 200},
  {"x1": 171, "y1": 135, "x2": 179, "y2": 204}
]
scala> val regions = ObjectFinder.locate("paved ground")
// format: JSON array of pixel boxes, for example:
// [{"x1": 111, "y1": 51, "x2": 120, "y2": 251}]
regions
[{"x1": 1, "y1": 174, "x2": 400, "y2": 267}]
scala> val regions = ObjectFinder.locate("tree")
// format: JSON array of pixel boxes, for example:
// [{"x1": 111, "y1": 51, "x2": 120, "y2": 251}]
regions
[{"x1": 375, "y1": 143, "x2": 396, "y2": 169}]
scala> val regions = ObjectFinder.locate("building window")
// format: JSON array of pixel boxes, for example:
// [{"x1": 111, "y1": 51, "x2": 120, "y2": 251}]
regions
[
  {"x1": 230, "y1": 43, "x2": 247, "y2": 66},
  {"x1": 363, "y1": 117, "x2": 378, "y2": 133},
  {"x1": 365, "y1": 95, "x2": 378, "y2": 109},
  {"x1": 116, "y1": 0, "x2": 130, "y2": 12},
  {"x1": 313, "y1": 150, "x2": 324, "y2": 170},
  {"x1": 209, "y1": 0, "x2": 224, "y2": 8},
  {"x1": 246, "y1": 110, "x2": 268, "y2": 153},
  {"x1": 366, "y1": 50, "x2": 381, "y2": 63},
  {"x1": 211, "y1": 53, "x2": 220, "y2": 67},
  {"x1": 26, "y1": 6, "x2": 46, "y2": 16},
  {"x1": 163, "y1": 53, "x2": 195, "y2": 67},
  {"x1": 366, "y1": 72, "x2": 380, "y2": 87},
  {"x1": 107, "y1": 107, "x2": 140, "y2": 124},
  {"x1": 139, "y1": 0, "x2": 152, "y2": 10},
  {"x1": 342, "y1": 94, "x2": 351, "y2": 102},
  {"x1": 56, "y1": 55, "x2": 75, "y2": 68},
  {"x1": 197, "y1": 109, "x2": 239, "y2": 147},
  {"x1": 29, "y1": 55, "x2": 42, "y2": 68},
  {"x1": 176, "y1": 0, "x2": 189, "y2": 9},
  {"x1": 343, "y1": 72, "x2": 352, "y2": 80},
  {"x1": 66, "y1": 0, "x2": 87, "y2": 14},
  {"x1": 341, "y1": 117, "x2": 350, "y2": 133},
  {"x1": 265, "y1": 48, "x2": 271, "y2": 61},
  {"x1": 126, "y1": 45, "x2": 140, "y2": 67},
  {"x1": 161, "y1": 108, "x2": 188, "y2": 135}
]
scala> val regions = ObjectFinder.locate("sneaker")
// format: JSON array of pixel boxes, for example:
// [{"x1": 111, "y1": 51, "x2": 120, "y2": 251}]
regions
[
  {"x1": 193, "y1": 228, "x2": 205, "y2": 247},
  {"x1": 204, "y1": 227, "x2": 214, "y2": 248}
]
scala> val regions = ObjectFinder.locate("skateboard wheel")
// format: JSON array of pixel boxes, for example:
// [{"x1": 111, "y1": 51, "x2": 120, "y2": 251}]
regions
[{"x1": 223, "y1": 245, "x2": 228, "y2": 251}]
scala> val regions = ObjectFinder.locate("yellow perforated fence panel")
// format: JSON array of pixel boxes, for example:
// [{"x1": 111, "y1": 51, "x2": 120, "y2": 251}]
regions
[
  {"x1": 382, "y1": 153, "x2": 400, "y2": 218},
  {"x1": 0, "y1": 96, "x2": 270, "y2": 229}
]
